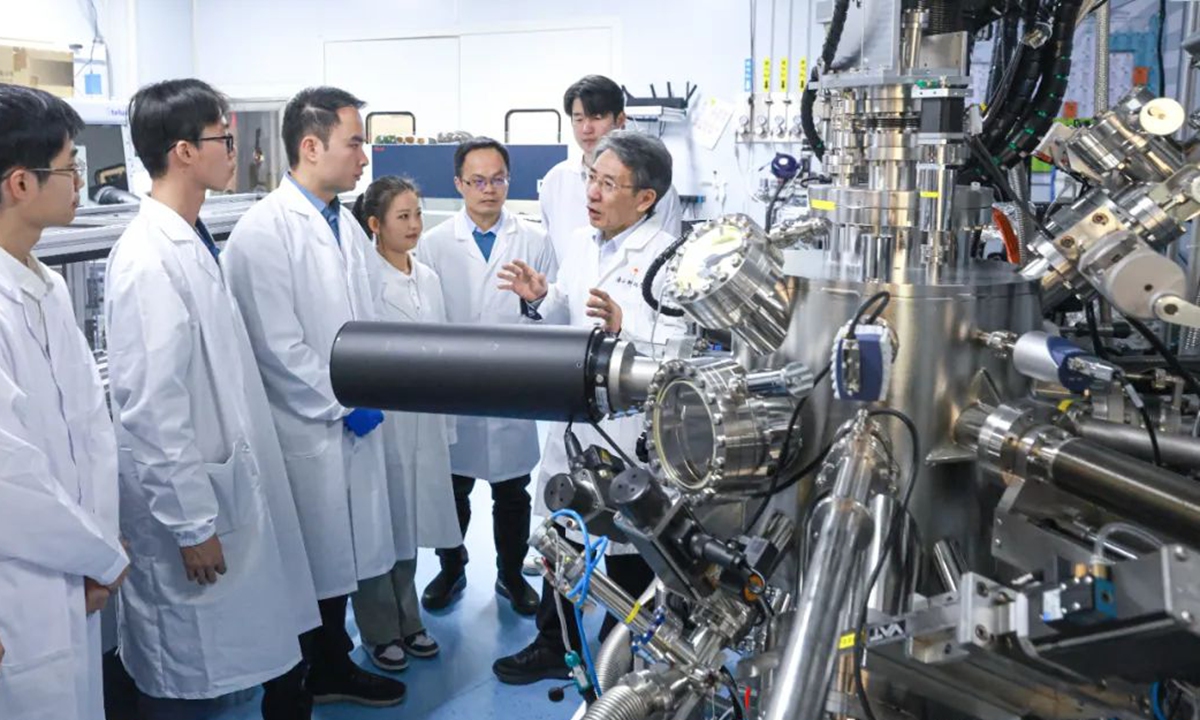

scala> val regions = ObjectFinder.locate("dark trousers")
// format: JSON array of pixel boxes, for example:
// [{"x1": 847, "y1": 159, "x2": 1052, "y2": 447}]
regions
[
  {"x1": 534, "y1": 526, "x2": 656, "y2": 656},
  {"x1": 437, "y1": 473, "x2": 532, "y2": 581},
  {"x1": 260, "y1": 595, "x2": 353, "y2": 718}
]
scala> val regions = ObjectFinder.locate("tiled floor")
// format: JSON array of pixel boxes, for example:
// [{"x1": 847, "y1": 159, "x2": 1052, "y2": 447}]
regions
[{"x1": 179, "y1": 481, "x2": 599, "y2": 720}]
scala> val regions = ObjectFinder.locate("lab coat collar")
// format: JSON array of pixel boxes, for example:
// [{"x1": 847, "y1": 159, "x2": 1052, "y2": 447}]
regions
[
  {"x1": 0, "y1": 245, "x2": 52, "y2": 304},
  {"x1": 276, "y1": 176, "x2": 345, "y2": 253},
  {"x1": 454, "y1": 207, "x2": 511, "y2": 240},
  {"x1": 140, "y1": 196, "x2": 223, "y2": 281},
  {"x1": 595, "y1": 215, "x2": 653, "y2": 254}
]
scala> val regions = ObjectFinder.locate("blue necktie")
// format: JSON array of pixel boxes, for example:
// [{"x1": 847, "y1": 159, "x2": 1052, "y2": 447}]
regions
[
  {"x1": 473, "y1": 229, "x2": 496, "y2": 261},
  {"x1": 195, "y1": 219, "x2": 220, "y2": 263}
]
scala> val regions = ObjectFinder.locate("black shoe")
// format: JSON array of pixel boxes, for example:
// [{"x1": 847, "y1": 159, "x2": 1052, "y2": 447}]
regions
[
  {"x1": 261, "y1": 662, "x2": 312, "y2": 720},
  {"x1": 308, "y1": 663, "x2": 406, "y2": 707},
  {"x1": 422, "y1": 568, "x2": 467, "y2": 611},
  {"x1": 495, "y1": 576, "x2": 539, "y2": 616},
  {"x1": 493, "y1": 642, "x2": 571, "y2": 685}
]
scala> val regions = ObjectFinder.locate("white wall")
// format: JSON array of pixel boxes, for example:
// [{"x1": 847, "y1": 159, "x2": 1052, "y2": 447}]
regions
[
  {"x1": 135, "y1": 0, "x2": 193, "y2": 86},
  {"x1": 0, "y1": 0, "x2": 192, "y2": 97},
  {"x1": 191, "y1": 0, "x2": 816, "y2": 217}
]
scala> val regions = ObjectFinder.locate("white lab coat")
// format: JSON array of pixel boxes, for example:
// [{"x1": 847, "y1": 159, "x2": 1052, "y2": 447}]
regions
[
  {"x1": 375, "y1": 256, "x2": 462, "y2": 558},
  {"x1": 532, "y1": 219, "x2": 688, "y2": 553},
  {"x1": 105, "y1": 197, "x2": 320, "y2": 699},
  {"x1": 417, "y1": 209, "x2": 556, "y2": 482},
  {"x1": 539, "y1": 156, "x2": 683, "y2": 279},
  {"x1": 0, "y1": 250, "x2": 128, "y2": 720},
  {"x1": 223, "y1": 180, "x2": 395, "y2": 599}
]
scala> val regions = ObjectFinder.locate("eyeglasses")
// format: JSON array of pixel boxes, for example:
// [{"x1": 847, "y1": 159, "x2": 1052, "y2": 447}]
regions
[
  {"x1": 2, "y1": 160, "x2": 87, "y2": 181},
  {"x1": 462, "y1": 176, "x2": 510, "y2": 191},
  {"x1": 167, "y1": 134, "x2": 236, "y2": 155},
  {"x1": 586, "y1": 171, "x2": 635, "y2": 196},
  {"x1": 198, "y1": 134, "x2": 236, "y2": 154}
]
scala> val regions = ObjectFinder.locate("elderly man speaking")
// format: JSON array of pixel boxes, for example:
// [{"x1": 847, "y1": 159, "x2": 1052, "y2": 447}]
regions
[{"x1": 493, "y1": 130, "x2": 687, "y2": 684}]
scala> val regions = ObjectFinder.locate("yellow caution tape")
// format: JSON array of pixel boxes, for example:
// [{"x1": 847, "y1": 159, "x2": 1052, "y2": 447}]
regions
[{"x1": 811, "y1": 199, "x2": 837, "y2": 211}]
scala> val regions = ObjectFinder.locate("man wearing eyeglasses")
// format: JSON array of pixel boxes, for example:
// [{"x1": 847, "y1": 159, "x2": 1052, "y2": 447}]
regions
[
  {"x1": 105, "y1": 79, "x2": 322, "y2": 719},
  {"x1": 539, "y1": 75, "x2": 682, "y2": 280},
  {"x1": 494, "y1": 130, "x2": 688, "y2": 685},
  {"x1": 416, "y1": 137, "x2": 554, "y2": 617},
  {"x1": 0, "y1": 82, "x2": 130, "y2": 720}
]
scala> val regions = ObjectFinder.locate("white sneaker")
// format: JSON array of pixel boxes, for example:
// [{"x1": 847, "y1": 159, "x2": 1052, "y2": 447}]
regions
[
  {"x1": 402, "y1": 630, "x2": 440, "y2": 658},
  {"x1": 522, "y1": 554, "x2": 542, "y2": 577},
  {"x1": 367, "y1": 641, "x2": 409, "y2": 672}
]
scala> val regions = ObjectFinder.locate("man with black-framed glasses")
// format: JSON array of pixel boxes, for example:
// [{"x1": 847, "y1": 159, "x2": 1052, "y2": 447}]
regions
[
  {"x1": 106, "y1": 78, "x2": 323, "y2": 720},
  {"x1": 416, "y1": 137, "x2": 555, "y2": 617},
  {"x1": 0, "y1": 82, "x2": 130, "y2": 720}
]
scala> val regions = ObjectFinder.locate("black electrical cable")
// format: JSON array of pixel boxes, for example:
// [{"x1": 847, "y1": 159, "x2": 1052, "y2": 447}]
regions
[
  {"x1": 801, "y1": 0, "x2": 852, "y2": 160},
  {"x1": 720, "y1": 668, "x2": 746, "y2": 720},
  {"x1": 847, "y1": 290, "x2": 891, "y2": 339},
  {"x1": 1085, "y1": 300, "x2": 1112, "y2": 361},
  {"x1": 853, "y1": 408, "x2": 922, "y2": 720},
  {"x1": 1158, "y1": 0, "x2": 1167, "y2": 97},
  {"x1": 967, "y1": 134, "x2": 1050, "y2": 242},
  {"x1": 744, "y1": 363, "x2": 833, "y2": 529},
  {"x1": 1131, "y1": 388, "x2": 1164, "y2": 467},
  {"x1": 745, "y1": 290, "x2": 892, "y2": 523},
  {"x1": 640, "y1": 234, "x2": 688, "y2": 317},
  {"x1": 1127, "y1": 316, "x2": 1200, "y2": 400},
  {"x1": 765, "y1": 179, "x2": 789, "y2": 232},
  {"x1": 588, "y1": 420, "x2": 638, "y2": 469},
  {"x1": 996, "y1": 0, "x2": 1082, "y2": 169}
]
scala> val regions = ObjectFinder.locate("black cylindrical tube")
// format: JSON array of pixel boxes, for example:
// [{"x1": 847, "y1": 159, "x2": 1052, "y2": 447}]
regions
[
  {"x1": 330, "y1": 321, "x2": 610, "y2": 422},
  {"x1": 1044, "y1": 438, "x2": 1200, "y2": 547}
]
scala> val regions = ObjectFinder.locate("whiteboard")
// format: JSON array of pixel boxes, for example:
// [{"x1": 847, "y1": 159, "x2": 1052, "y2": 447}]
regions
[{"x1": 324, "y1": 37, "x2": 461, "y2": 137}]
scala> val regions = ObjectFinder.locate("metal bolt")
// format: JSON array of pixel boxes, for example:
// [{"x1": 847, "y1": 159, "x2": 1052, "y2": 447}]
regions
[
  {"x1": 1092, "y1": 213, "x2": 1109, "y2": 226},
  {"x1": 1166, "y1": 304, "x2": 1179, "y2": 316},
  {"x1": 1182, "y1": 611, "x2": 1195, "y2": 624},
  {"x1": 994, "y1": 538, "x2": 1003, "y2": 547},
  {"x1": 1061, "y1": 236, "x2": 1076, "y2": 249},
  {"x1": 1175, "y1": 545, "x2": 1188, "y2": 561},
  {"x1": 1070, "y1": 602, "x2": 1082, "y2": 611},
  {"x1": 974, "y1": 625, "x2": 990, "y2": 642},
  {"x1": 976, "y1": 581, "x2": 989, "y2": 597}
]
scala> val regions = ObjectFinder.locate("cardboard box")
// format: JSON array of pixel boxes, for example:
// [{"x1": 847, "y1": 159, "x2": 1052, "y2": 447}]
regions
[{"x1": 0, "y1": 45, "x2": 75, "y2": 98}]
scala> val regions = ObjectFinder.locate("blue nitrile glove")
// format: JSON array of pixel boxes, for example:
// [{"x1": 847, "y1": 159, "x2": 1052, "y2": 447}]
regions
[{"x1": 343, "y1": 408, "x2": 385, "y2": 438}]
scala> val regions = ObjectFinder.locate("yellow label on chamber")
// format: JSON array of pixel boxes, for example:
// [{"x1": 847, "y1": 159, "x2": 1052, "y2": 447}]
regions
[
  {"x1": 762, "y1": 58, "x2": 772, "y2": 93},
  {"x1": 838, "y1": 632, "x2": 857, "y2": 650},
  {"x1": 780, "y1": 59, "x2": 789, "y2": 92},
  {"x1": 1058, "y1": 399, "x2": 1074, "y2": 413},
  {"x1": 799, "y1": 58, "x2": 808, "y2": 91},
  {"x1": 811, "y1": 199, "x2": 837, "y2": 211},
  {"x1": 920, "y1": 190, "x2": 941, "y2": 199}
]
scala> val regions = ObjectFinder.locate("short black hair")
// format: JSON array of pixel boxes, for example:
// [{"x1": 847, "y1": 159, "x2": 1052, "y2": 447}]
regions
[
  {"x1": 129, "y1": 79, "x2": 229, "y2": 178},
  {"x1": 453, "y1": 137, "x2": 510, "y2": 178},
  {"x1": 282, "y1": 86, "x2": 366, "y2": 168},
  {"x1": 0, "y1": 83, "x2": 84, "y2": 186},
  {"x1": 563, "y1": 75, "x2": 624, "y2": 118}
]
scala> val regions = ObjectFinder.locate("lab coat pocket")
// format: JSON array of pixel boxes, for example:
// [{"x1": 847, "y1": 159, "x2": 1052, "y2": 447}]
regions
[{"x1": 204, "y1": 441, "x2": 253, "y2": 536}]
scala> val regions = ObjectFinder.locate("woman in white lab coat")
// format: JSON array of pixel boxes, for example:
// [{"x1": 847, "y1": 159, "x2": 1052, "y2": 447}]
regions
[{"x1": 349, "y1": 176, "x2": 461, "y2": 671}]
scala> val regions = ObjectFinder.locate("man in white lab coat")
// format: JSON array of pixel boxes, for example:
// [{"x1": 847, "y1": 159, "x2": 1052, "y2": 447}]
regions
[
  {"x1": 223, "y1": 86, "x2": 406, "y2": 708},
  {"x1": 495, "y1": 130, "x2": 687, "y2": 683},
  {"x1": 417, "y1": 138, "x2": 555, "y2": 616},
  {"x1": 105, "y1": 79, "x2": 321, "y2": 719},
  {"x1": 0, "y1": 83, "x2": 130, "y2": 720},
  {"x1": 539, "y1": 75, "x2": 682, "y2": 279}
]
